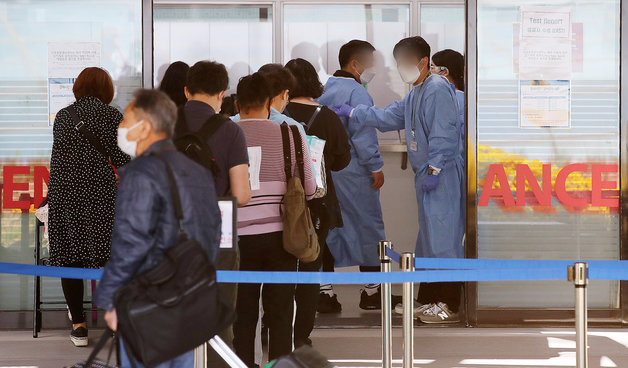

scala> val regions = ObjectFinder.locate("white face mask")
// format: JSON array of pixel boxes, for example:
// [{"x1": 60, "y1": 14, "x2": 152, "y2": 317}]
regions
[
  {"x1": 359, "y1": 67, "x2": 377, "y2": 84},
  {"x1": 398, "y1": 63, "x2": 424, "y2": 85},
  {"x1": 117, "y1": 120, "x2": 144, "y2": 158}
]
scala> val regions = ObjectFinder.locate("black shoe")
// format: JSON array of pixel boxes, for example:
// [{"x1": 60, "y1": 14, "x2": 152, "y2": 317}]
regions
[
  {"x1": 318, "y1": 293, "x2": 342, "y2": 313},
  {"x1": 70, "y1": 326, "x2": 88, "y2": 347},
  {"x1": 295, "y1": 337, "x2": 313, "y2": 348},
  {"x1": 359, "y1": 289, "x2": 381, "y2": 310}
]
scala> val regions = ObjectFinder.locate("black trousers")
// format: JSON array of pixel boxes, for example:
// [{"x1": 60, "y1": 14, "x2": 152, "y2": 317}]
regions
[
  {"x1": 61, "y1": 278, "x2": 85, "y2": 324},
  {"x1": 294, "y1": 225, "x2": 330, "y2": 344},
  {"x1": 206, "y1": 247, "x2": 240, "y2": 368},
  {"x1": 233, "y1": 231, "x2": 297, "y2": 368},
  {"x1": 417, "y1": 282, "x2": 463, "y2": 313},
  {"x1": 321, "y1": 238, "x2": 335, "y2": 273}
]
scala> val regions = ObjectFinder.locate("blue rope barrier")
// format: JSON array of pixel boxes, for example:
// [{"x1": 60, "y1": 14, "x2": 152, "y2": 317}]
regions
[
  {"x1": 1, "y1": 258, "x2": 626, "y2": 283},
  {"x1": 385, "y1": 247, "x2": 401, "y2": 264},
  {"x1": 413, "y1": 257, "x2": 623, "y2": 270},
  {"x1": 0, "y1": 261, "x2": 571, "y2": 283}
]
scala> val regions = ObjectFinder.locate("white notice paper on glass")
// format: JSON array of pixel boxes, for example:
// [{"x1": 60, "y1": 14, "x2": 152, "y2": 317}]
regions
[
  {"x1": 218, "y1": 200, "x2": 234, "y2": 249},
  {"x1": 519, "y1": 6, "x2": 572, "y2": 80},
  {"x1": 47, "y1": 42, "x2": 101, "y2": 125},
  {"x1": 247, "y1": 146, "x2": 262, "y2": 191},
  {"x1": 306, "y1": 135, "x2": 326, "y2": 189},
  {"x1": 519, "y1": 80, "x2": 570, "y2": 128}
]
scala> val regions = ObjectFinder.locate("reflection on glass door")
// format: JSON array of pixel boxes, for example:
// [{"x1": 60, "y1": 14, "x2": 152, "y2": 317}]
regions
[
  {"x1": 476, "y1": 0, "x2": 620, "y2": 308},
  {"x1": 153, "y1": 5, "x2": 273, "y2": 93},
  {"x1": 420, "y1": 4, "x2": 465, "y2": 54},
  {"x1": 283, "y1": 4, "x2": 409, "y2": 144}
]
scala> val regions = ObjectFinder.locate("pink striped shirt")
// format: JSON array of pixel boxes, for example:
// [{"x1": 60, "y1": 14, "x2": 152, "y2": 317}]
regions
[{"x1": 237, "y1": 119, "x2": 317, "y2": 235}]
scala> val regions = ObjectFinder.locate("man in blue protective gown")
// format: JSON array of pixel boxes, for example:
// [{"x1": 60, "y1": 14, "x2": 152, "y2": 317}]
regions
[
  {"x1": 334, "y1": 37, "x2": 464, "y2": 323},
  {"x1": 317, "y1": 40, "x2": 389, "y2": 311}
]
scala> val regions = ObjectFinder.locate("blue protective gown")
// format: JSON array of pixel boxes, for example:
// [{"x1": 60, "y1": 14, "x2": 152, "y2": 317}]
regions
[
  {"x1": 317, "y1": 76, "x2": 385, "y2": 267},
  {"x1": 456, "y1": 90, "x2": 465, "y2": 141},
  {"x1": 351, "y1": 75, "x2": 464, "y2": 259}
]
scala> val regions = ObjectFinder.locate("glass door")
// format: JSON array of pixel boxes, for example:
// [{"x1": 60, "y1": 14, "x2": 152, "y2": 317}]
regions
[{"x1": 469, "y1": 0, "x2": 622, "y2": 323}]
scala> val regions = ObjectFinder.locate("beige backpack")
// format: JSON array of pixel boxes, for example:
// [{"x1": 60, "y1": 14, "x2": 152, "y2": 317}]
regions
[{"x1": 280, "y1": 123, "x2": 320, "y2": 263}]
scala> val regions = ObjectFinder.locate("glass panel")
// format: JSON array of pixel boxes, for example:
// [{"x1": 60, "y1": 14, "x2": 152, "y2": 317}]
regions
[
  {"x1": 420, "y1": 4, "x2": 465, "y2": 55},
  {"x1": 283, "y1": 4, "x2": 410, "y2": 143},
  {"x1": 153, "y1": 5, "x2": 273, "y2": 93},
  {"x1": 0, "y1": 0, "x2": 142, "y2": 310},
  {"x1": 476, "y1": 0, "x2": 620, "y2": 308}
]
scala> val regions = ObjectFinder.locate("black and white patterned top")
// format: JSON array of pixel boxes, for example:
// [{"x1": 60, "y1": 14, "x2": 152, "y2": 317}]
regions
[{"x1": 48, "y1": 96, "x2": 130, "y2": 268}]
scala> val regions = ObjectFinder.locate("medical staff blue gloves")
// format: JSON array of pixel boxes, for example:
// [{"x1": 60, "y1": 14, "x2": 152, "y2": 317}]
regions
[
  {"x1": 422, "y1": 174, "x2": 439, "y2": 192},
  {"x1": 333, "y1": 104, "x2": 354, "y2": 118}
]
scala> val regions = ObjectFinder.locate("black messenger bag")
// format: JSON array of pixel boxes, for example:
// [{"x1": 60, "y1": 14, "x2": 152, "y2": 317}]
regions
[{"x1": 113, "y1": 154, "x2": 234, "y2": 367}]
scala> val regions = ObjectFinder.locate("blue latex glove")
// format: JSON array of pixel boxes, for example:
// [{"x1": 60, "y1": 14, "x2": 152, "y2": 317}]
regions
[
  {"x1": 422, "y1": 174, "x2": 439, "y2": 192},
  {"x1": 333, "y1": 104, "x2": 354, "y2": 118}
]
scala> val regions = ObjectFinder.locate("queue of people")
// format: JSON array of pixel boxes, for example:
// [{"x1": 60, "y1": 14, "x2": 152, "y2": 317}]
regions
[{"x1": 46, "y1": 36, "x2": 465, "y2": 367}]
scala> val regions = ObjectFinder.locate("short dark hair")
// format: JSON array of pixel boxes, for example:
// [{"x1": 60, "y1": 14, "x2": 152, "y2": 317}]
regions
[
  {"x1": 236, "y1": 73, "x2": 271, "y2": 111},
  {"x1": 393, "y1": 36, "x2": 431, "y2": 62},
  {"x1": 73, "y1": 67, "x2": 114, "y2": 104},
  {"x1": 432, "y1": 49, "x2": 465, "y2": 91},
  {"x1": 284, "y1": 58, "x2": 324, "y2": 99},
  {"x1": 220, "y1": 94, "x2": 238, "y2": 116},
  {"x1": 132, "y1": 89, "x2": 177, "y2": 137},
  {"x1": 257, "y1": 64, "x2": 295, "y2": 98},
  {"x1": 186, "y1": 61, "x2": 229, "y2": 96},
  {"x1": 338, "y1": 40, "x2": 375, "y2": 68},
  {"x1": 159, "y1": 61, "x2": 189, "y2": 107}
]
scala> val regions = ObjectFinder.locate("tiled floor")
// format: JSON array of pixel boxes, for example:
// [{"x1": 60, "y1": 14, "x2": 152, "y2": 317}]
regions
[
  {"x1": 2, "y1": 284, "x2": 627, "y2": 368},
  {"x1": 1, "y1": 327, "x2": 628, "y2": 368}
]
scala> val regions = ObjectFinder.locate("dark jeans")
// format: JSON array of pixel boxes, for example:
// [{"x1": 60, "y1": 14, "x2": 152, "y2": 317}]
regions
[
  {"x1": 294, "y1": 225, "x2": 330, "y2": 344},
  {"x1": 206, "y1": 247, "x2": 240, "y2": 368},
  {"x1": 233, "y1": 231, "x2": 296, "y2": 368},
  {"x1": 61, "y1": 278, "x2": 85, "y2": 324},
  {"x1": 417, "y1": 282, "x2": 463, "y2": 313}
]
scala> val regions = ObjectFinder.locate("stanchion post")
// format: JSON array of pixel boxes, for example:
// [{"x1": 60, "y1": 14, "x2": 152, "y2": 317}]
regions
[
  {"x1": 379, "y1": 241, "x2": 393, "y2": 368},
  {"x1": 401, "y1": 252, "x2": 415, "y2": 368},
  {"x1": 193, "y1": 343, "x2": 207, "y2": 368},
  {"x1": 569, "y1": 262, "x2": 589, "y2": 368}
]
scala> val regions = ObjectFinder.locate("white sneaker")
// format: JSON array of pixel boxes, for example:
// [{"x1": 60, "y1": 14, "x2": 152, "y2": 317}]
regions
[
  {"x1": 419, "y1": 302, "x2": 460, "y2": 324},
  {"x1": 394, "y1": 301, "x2": 432, "y2": 318}
]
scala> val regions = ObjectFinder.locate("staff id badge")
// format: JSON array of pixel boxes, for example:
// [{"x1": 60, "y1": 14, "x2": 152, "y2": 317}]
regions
[{"x1": 409, "y1": 130, "x2": 418, "y2": 151}]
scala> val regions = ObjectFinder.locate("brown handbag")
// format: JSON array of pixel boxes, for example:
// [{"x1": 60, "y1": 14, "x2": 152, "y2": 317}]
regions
[{"x1": 280, "y1": 123, "x2": 320, "y2": 263}]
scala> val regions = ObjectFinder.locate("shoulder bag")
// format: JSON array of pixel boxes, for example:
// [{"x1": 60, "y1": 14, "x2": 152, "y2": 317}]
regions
[
  {"x1": 67, "y1": 105, "x2": 119, "y2": 179},
  {"x1": 280, "y1": 123, "x2": 320, "y2": 263}
]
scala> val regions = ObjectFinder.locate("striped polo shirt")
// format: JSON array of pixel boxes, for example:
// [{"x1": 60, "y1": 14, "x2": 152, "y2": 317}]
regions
[{"x1": 237, "y1": 118, "x2": 317, "y2": 236}]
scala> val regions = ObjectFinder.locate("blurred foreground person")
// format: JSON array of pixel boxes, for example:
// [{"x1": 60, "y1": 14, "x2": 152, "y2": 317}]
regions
[{"x1": 95, "y1": 89, "x2": 222, "y2": 367}]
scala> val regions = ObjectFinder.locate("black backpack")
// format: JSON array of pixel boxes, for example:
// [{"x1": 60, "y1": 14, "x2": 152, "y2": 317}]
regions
[{"x1": 173, "y1": 109, "x2": 227, "y2": 177}]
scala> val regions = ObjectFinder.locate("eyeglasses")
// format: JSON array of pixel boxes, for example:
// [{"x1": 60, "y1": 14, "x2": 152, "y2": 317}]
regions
[{"x1": 430, "y1": 64, "x2": 447, "y2": 74}]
